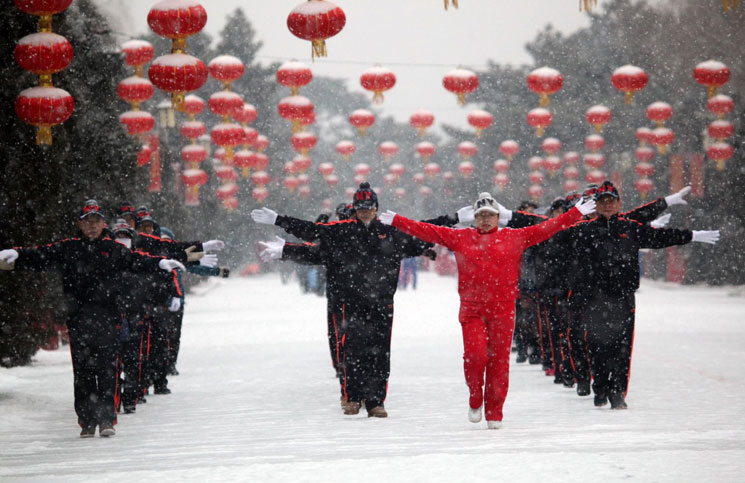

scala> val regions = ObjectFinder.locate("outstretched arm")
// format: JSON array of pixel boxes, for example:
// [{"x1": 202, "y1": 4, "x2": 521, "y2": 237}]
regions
[{"x1": 382, "y1": 211, "x2": 463, "y2": 251}]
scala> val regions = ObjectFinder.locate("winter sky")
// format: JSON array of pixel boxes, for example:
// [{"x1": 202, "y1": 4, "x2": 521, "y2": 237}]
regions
[{"x1": 98, "y1": 0, "x2": 651, "y2": 131}]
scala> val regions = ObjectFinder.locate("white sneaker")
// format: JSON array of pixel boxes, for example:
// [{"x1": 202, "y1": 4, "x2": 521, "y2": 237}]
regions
[
  {"x1": 487, "y1": 420, "x2": 502, "y2": 430},
  {"x1": 468, "y1": 406, "x2": 482, "y2": 423}
]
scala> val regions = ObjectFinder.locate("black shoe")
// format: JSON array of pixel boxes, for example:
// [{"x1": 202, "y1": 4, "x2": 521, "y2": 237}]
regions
[
  {"x1": 594, "y1": 393, "x2": 608, "y2": 407},
  {"x1": 99, "y1": 424, "x2": 116, "y2": 437},
  {"x1": 609, "y1": 393, "x2": 628, "y2": 409},
  {"x1": 528, "y1": 353, "x2": 541, "y2": 365},
  {"x1": 123, "y1": 404, "x2": 136, "y2": 414},
  {"x1": 80, "y1": 425, "x2": 96, "y2": 438},
  {"x1": 576, "y1": 381, "x2": 591, "y2": 396},
  {"x1": 154, "y1": 386, "x2": 171, "y2": 395},
  {"x1": 138, "y1": 396, "x2": 147, "y2": 404},
  {"x1": 168, "y1": 367, "x2": 179, "y2": 376},
  {"x1": 516, "y1": 353, "x2": 527, "y2": 363}
]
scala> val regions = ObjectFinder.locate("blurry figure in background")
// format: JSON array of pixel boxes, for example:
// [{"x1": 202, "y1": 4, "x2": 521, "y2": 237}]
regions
[
  {"x1": 399, "y1": 256, "x2": 418, "y2": 290},
  {"x1": 118, "y1": 201, "x2": 137, "y2": 229},
  {"x1": 512, "y1": 200, "x2": 541, "y2": 365}
]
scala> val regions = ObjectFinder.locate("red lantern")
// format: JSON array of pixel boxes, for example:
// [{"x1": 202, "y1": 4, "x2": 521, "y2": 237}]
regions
[
  {"x1": 254, "y1": 153, "x2": 269, "y2": 171},
  {"x1": 276, "y1": 60, "x2": 312, "y2": 95},
  {"x1": 183, "y1": 94, "x2": 205, "y2": 118},
  {"x1": 499, "y1": 140, "x2": 519, "y2": 161},
  {"x1": 297, "y1": 173, "x2": 310, "y2": 185},
  {"x1": 13, "y1": 0, "x2": 72, "y2": 31},
  {"x1": 335, "y1": 140, "x2": 356, "y2": 160},
  {"x1": 182, "y1": 168, "x2": 208, "y2": 206},
  {"x1": 419, "y1": 186, "x2": 433, "y2": 197},
  {"x1": 563, "y1": 166, "x2": 579, "y2": 180},
  {"x1": 291, "y1": 132, "x2": 317, "y2": 155},
  {"x1": 234, "y1": 103, "x2": 257, "y2": 125},
  {"x1": 494, "y1": 173, "x2": 510, "y2": 189},
  {"x1": 211, "y1": 123, "x2": 244, "y2": 149},
  {"x1": 424, "y1": 162, "x2": 441, "y2": 178},
  {"x1": 634, "y1": 178, "x2": 654, "y2": 199},
  {"x1": 493, "y1": 159, "x2": 510, "y2": 174},
  {"x1": 467, "y1": 109, "x2": 493, "y2": 137},
  {"x1": 528, "y1": 185, "x2": 544, "y2": 201},
  {"x1": 457, "y1": 141, "x2": 478, "y2": 160},
  {"x1": 254, "y1": 134, "x2": 269, "y2": 152},
  {"x1": 318, "y1": 162, "x2": 335, "y2": 177},
  {"x1": 360, "y1": 65, "x2": 396, "y2": 104},
  {"x1": 563, "y1": 179, "x2": 580, "y2": 193},
  {"x1": 222, "y1": 197, "x2": 239, "y2": 211},
  {"x1": 646, "y1": 101, "x2": 673, "y2": 127},
  {"x1": 252, "y1": 186, "x2": 269, "y2": 203},
  {"x1": 415, "y1": 142, "x2": 436, "y2": 160},
  {"x1": 137, "y1": 144, "x2": 153, "y2": 167},
  {"x1": 541, "y1": 137, "x2": 562, "y2": 155},
  {"x1": 527, "y1": 156, "x2": 544, "y2": 171},
  {"x1": 284, "y1": 176, "x2": 300, "y2": 191},
  {"x1": 383, "y1": 173, "x2": 397, "y2": 186},
  {"x1": 585, "y1": 169, "x2": 605, "y2": 185},
  {"x1": 563, "y1": 151, "x2": 579, "y2": 166},
  {"x1": 117, "y1": 76, "x2": 154, "y2": 107},
  {"x1": 344, "y1": 187, "x2": 355, "y2": 197},
  {"x1": 215, "y1": 166, "x2": 238, "y2": 183},
  {"x1": 651, "y1": 127, "x2": 675, "y2": 154},
  {"x1": 413, "y1": 173, "x2": 425, "y2": 185},
  {"x1": 209, "y1": 91, "x2": 244, "y2": 120},
  {"x1": 526, "y1": 107, "x2": 552, "y2": 137},
  {"x1": 213, "y1": 147, "x2": 226, "y2": 162},
  {"x1": 147, "y1": 0, "x2": 207, "y2": 53},
  {"x1": 389, "y1": 163, "x2": 406, "y2": 178},
  {"x1": 354, "y1": 163, "x2": 371, "y2": 178},
  {"x1": 443, "y1": 68, "x2": 479, "y2": 106},
  {"x1": 208, "y1": 55, "x2": 244, "y2": 89},
  {"x1": 14, "y1": 32, "x2": 73, "y2": 85},
  {"x1": 409, "y1": 109, "x2": 435, "y2": 136},
  {"x1": 544, "y1": 155, "x2": 562, "y2": 175},
  {"x1": 278, "y1": 95, "x2": 314, "y2": 133},
  {"x1": 708, "y1": 120, "x2": 734, "y2": 141},
  {"x1": 121, "y1": 39, "x2": 154, "y2": 77},
  {"x1": 707, "y1": 94, "x2": 734, "y2": 119},
  {"x1": 526, "y1": 67, "x2": 563, "y2": 107},
  {"x1": 611, "y1": 65, "x2": 648, "y2": 104},
  {"x1": 636, "y1": 127, "x2": 654, "y2": 146},
  {"x1": 241, "y1": 127, "x2": 258, "y2": 147},
  {"x1": 584, "y1": 134, "x2": 605, "y2": 153},
  {"x1": 379, "y1": 141, "x2": 398, "y2": 162},
  {"x1": 283, "y1": 160, "x2": 298, "y2": 176},
  {"x1": 325, "y1": 174, "x2": 340, "y2": 187},
  {"x1": 251, "y1": 170, "x2": 270, "y2": 187},
  {"x1": 149, "y1": 53, "x2": 208, "y2": 110},
  {"x1": 707, "y1": 142, "x2": 734, "y2": 170},
  {"x1": 234, "y1": 149, "x2": 256, "y2": 177},
  {"x1": 694, "y1": 60, "x2": 731, "y2": 98},
  {"x1": 286, "y1": 0, "x2": 346, "y2": 59},
  {"x1": 394, "y1": 187, "x2": 406, "y2": 200},
  {"x1": 635, "y1": 146, "x2": 656, "y2": 163},
  {"x1": 180, "y1": 144, "x2": 207, "y2": 165},
  {"x1": 585, "y1": 105, "x2": 611, "y2": 133},
  {"x1": 293, "y1": 155, "x2": 312, "y2": 173},
  {"x1": 635, "y1": 162, "x2": 655, "y2": 178},
  {"x1": 528, "y1": 171, "x2": 545, "y2": 185},
  {"x1": 349, "y1": 109, "x2": 375, "y2": 136},
  {"x1": 353, "y1": 175, "x2": 365, "y2": 185},
  {"x1": 119, "y1": 110, "x2": 155, "y2": 136},
  {"x1": 584, "y1": 153, "x2": 606, "y2": 169},
  {"x1": 300, "y1": 110, "x2": 315, "y2": 130}
]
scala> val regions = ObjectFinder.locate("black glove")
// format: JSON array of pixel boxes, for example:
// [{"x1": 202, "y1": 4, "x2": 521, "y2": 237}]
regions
[
  {"x1": 423, "y1": 249, "x2": 437, "y2": 261},
  {"x1": 219, "y1": 267, "x2": 230, "y2": 278}
]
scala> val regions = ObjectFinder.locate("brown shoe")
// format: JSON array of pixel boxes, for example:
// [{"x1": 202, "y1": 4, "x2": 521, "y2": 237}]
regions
[
  {"x1": 367, "y1": 405, "x2": 388, "y2": 418},
  {"x1": 344, "y1": 401, "x2": 361, "y2": 415},
  {"x1": 340, "y1": 395, "x2": 348, "y2": 409}
]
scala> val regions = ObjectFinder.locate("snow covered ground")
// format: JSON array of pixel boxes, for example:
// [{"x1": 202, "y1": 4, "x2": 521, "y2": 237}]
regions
[{"x1": 2, "y1": 272, "x2": 744, "y2": 482}]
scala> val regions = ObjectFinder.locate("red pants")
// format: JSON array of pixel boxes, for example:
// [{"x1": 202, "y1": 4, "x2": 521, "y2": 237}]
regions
[{"x1": 459, "y1": 300, "x2": 516, "y2": 422}]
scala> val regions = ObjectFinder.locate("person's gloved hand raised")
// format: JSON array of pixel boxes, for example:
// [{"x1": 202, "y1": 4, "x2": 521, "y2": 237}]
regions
[
  {"x1": 258, "y1": 236, "x2": 285, "y2": 262},
  {"x1": 202, "y1": 240, "x2": 225, "y2": 252},
  {"x1": 199, "y1": 253, "x2": 218, "y2": 268},
  {"x1": 0, "y1": 249, "x2": 19, "y2": 270},
  {"x1": 168, "y1": 298, "x2": 182, "y2": 312},
  {"x1": 664, "y1": 186, "x2": 692, "y2": 206},
  {"x1": 456, "y1": 206, "x2": 475, "y2": 225},
  {"x1": 251, "y1": 207, "x2": 278, "y2": 225},
  {"x1": 159, "y1": 259, "x2": 186, "y2": 272},
  {"x1": 575, "y1": 197, "x2": 597, "y2": 216},
  {"x1": 650, "y1": 213, "x2": 671, "y2": 229},
  {"x1": 692, "y1": 230, "x2": 720, "y2": 244},
  {"x1": 379, "y1": 210, "x2": 397, "y2": 225}
]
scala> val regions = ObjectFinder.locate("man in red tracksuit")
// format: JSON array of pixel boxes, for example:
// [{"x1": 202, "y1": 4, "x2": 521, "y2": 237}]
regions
[{"x1": 379, "y1": 192, "x2": 596, "y2": 429}]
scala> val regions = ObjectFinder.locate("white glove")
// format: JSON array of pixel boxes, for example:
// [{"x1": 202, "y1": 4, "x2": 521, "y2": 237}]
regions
[
  {"x1": 575, "y1": 197, "x2": 597, "y2": 216},
  {"x1": 168, "y1": 297, "x2": 182, "y2": 312},
  {"x1": 497, "y1": 202, "x2": 512, "y2": 226},
  {"x1": 379, "y1": 210, "x2": 397, "y2": 225},
  {"x1": 202, "y1": 239, "x2": 225, "y2": 252},
  {"x1": 692, "y1": 230, "x2": 720, "y2": 244},
  {"x1": 0, "y1": 249, "x2": 19, "y2": 270},
  {"x1": 650, "y1": 213, "x2": 671, "y2": 229},
  {"x1": 258, "y1": 236, "x2": 285, "y2": 262},
  {"x1": 159, "y1": 259, "x2": 186, "y2": 272},
  {"x1": 664, "y1": 186, "x2": 691, "y2": 206},
  {"x1": 251, "y1": 207, "x2": 278, "y2": 225},
  {"x1": 456, "y1": 206, "x2": 474, "y2": 225},
  {"x1": 199, "y1": 253, "x2": 218, "y2": 268}
]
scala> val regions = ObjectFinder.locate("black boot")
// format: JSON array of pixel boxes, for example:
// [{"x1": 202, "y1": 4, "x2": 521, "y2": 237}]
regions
[{"x1": 576, "y1": 381, "x2": 591, "y2": 396}]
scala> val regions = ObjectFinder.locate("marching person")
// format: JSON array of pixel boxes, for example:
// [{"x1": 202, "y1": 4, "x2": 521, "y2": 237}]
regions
[
  {"x1": 0, "y1": 200, "x2": 185, "y2": 438},
  {"x1": 379, "y1": 192, "x2": 596, "y2": 429}
]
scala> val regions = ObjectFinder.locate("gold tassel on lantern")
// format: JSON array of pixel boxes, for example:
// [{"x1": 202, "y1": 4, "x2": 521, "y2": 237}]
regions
[
  {"x1": 539, "y1": 92, "x2": 550, "y2": 107},
  {"x1": 36, "y1": 125, "x2": 53, "y2": 146},
  {"x1": 373, "y1": 91, "x2": 384, "y2": 104},
  {"x1": 444, "y1": 0, "x2": 459, "y2": 11},
  {"x1": 311, "y1": 39, "x2": 327, "y2": 60},
  {"x1": 723, "y1": 0, "x2": 740, "y2": 12},
  {"x1": 580, "y1": 0, "x2": 598, "y2": 12}
]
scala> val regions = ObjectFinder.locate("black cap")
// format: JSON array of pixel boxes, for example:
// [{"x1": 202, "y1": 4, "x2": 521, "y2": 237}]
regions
[
  {"x1": 111, "y1": 218, "x2": 134, "y2": 237},
  {"x1": 565, "y1": 192, "x2": 582, "y2": 206},
  {"x1": 583, "y1": 184, "x2": 599, "y2": 201},
  {"x1": 596, "y1": 180, "x2": 620, "y2": 200},
  {"x1": 79, "y1": 199, "x2": 105, "y2": 220},
  {"x1": 549, "y1": 197, "x2": 570, "y2": 213},
  {"x1": 335, "y1": 203, "x2": 354, "y2": 220},
  {"x1": 518, "y1": 200, "x2": 538, "y2": 212},
  {"x1": 136, "y1": 205, "x2": 155, "y2": 226},
  {"x1": 353, "y1": 182, "x2": 378, "y2": 210},
  {"x1": 118, "y1": 201, "x2": 136, "y2": 219}
]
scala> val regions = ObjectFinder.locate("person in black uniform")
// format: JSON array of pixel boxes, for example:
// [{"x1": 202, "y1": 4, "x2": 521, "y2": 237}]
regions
[
  {"x1": 0, "y1": 200, "x2": 185, "y2": 437},
  {"x1": 566, "y1": 181, "x2": 719, "y2": 409},
  {"x1": 252, "y1": 183, "x2": 472, "y2": 418}
]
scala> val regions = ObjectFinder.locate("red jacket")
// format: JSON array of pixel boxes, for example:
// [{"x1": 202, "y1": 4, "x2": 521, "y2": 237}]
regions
[{"x1": 392, "y1": 207, "x2": 583, "y2": 303}]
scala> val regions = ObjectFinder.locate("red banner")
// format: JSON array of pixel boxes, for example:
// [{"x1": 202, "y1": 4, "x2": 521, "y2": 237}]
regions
[
  {"x1": 689, "y1": 153, "x2": 705, "y2": 197},
  {"x1": 148, "y1": 148, "x2": 162, "y2": 192},
  {"x1": 668, "y1": 154, "x2": 685, "y2": 193}
]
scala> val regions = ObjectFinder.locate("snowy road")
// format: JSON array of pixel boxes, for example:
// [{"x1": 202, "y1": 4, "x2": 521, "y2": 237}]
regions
[{"x1": 2, "y1": 272, "x2": 745, "y2": 482}]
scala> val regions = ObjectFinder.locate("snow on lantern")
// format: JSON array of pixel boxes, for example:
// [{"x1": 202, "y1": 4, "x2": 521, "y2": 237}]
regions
[
  {"x1": 234, "y1": 103, "x2": 257, "y2": 125},
  {"x1": 394, "y1": 187, "x2": 406, "y2": 200},
  {"x1": 584, "y1": 153, "x2": 606, "y2": 169},
  {"x1": 147, "y1": 0, "x2": 207, "y2": 54},
  {"x1": 563, "y1": 179, "x2": 580, "y2": 193},
  {"x1": 234, "y1": 149, "x2": 256, "y2": 178},
  {"x1": 651, "y1": 127, "x2": 674, "y2": 154},
  {"x1": 499, "y1": 140, "x2": 519, "y2": 161},
  {"x1": 494, "y1": 173, "x2": 510, "y2": 190},
  {"x1": 213, "y1": 147, "x2": 226, "y2": 162},
  {"x1": 563, "y1": 166, "x2": 580, "y2": 180},
  {"x1": 415, "y1": 142, "x2": 436, "y2": 161},
  {"x1": 419, "y1": 186, "x2": 433, "y2": 197},
  {"x1": 611, "y1": 65, "x2": 648, "y2": 104},
  {"x1": 325, "y1": 174, "x2": 340, "y2": 187},
  {"x1": 707, "y1": 142, "x2": 734, "y2": 171},
  {"x1": 528, "y1": 171, "x2": 545, "y2": 185},
  {"x1": 222, "y1": 196, "x2": 239, "y2": 211},
  {"x1": 541, "y1": 137, "x2": 562, "y2": 156},
  {"x1": 215, "y1": 166, "x2": 238, "y2": 184},
  {"x1": 284, "y1": 160, "x2": 298, "y2": 176},
  {"x1": 694, "y1": 60, "x2": 731, "y2": 98},
  {"x1": 278, "y1": 95, "x2": 314, "y2": 133},
  {"x1": 409, "y1": 109, "x2": 435, "y2": 137},
  {"x1": 457, "y1": 141, "x2": 478, "y2": 160},
  {"x1": 634, "y1": 178, "x2": 654, "y2": 199},
  {"x1": 634, "y1": 146, "x2": 655, "y2": 163},
  {"x1": 210, "y1": 122, "x2": 245, "y2": 160},
  {"x1": 15, "y1": 32, "x2": 73, "y2": 87},
  {"x1": 293, "y1": 155, "x2": 312, "y2": 173},
  {"x1": 148, "y1": 53, "x2": 208, "y2": 110},
  {"x1": 318, "y1": 162, "x2": 335, "y2": 177},
  {"x1": 413, "y1": 173, "x2": 425, "y2": 184},
  {"x1": 389, "y1": 163, "x2": 406, "y2": 178},
  {"x1": 585, "y1": 105, "x2": 611, "y2": 133},
  {"x1": 636, "y1": 127, "x2": 653, "y2": 146},
  {"x1": 291, "y1": 131, "x2": 317, "y2": 155},
  {"x1": 284, "y1": 176, "x2": 300, "y2": 192},
  {"x1": 424, "y1": 162, "x2": 441, "y2": 178},
  {"x1": 250, "y1": 170, "x2": 270, "y2": 187},
  {"x1": 646, "y1": 101, "x2": 672, "y2": 127},
  {"x1": 544, "y1": 155, "x2": 562, "y2": 176},
  {"x1": 208, "y1": 55, "x2": 244, "y2": 90},
  {"x1": 252, "y1": 186, "x2": 269, "y2": 203},
  {"x1": 527, "y1": 107, "x2": 552, "y2": 137},
  {"x1": 527, "y1": 156, "x2": 544, "y2": 171},
  {"x1": 493, "y1": 159, "x2": 510, "y2": 174},
  {"x1": 13, "y1": 0, "x2": 72, "y2": 32},
  {"x1": 240, "y1": 127, "x2": 258, "y2": 148},
  {"x1": 119, "y1": 110, "x2": 155, "y2": 136},
  {"x1": 708, "y1": 120, "x2": 734, "y2": 141},
  {"x1": 383, "y1": 173, "x2": 397, "y2": 186},
  {"x1": 180, "y1": 144, "x2": 207, "y2": 166},
  {"x1": 585, "y1": 134, "x2": 605, "y2": 153},
  {"x1": 443, "y1": 68, "x2": 479, "y2": 106},
  {"x1": 564, "y1": 151, "x2": 579, "y2": 166},
  {"x1": 297, "y1": 173, "x2": 310, "y2": 185},
  {"x1": 526, "y1": 67, "x2": 563, "y2": 107},
  {"x1": 585, "y1": 169, "x2": 605, "y2": 185},
  {"x1": 286, "y1": 0, "x2": 346, "y2": 59},
  {"x1": 121, "y1": 39, "x2": 154, "y2": 77},
  {"x1": 635, "y1": 162, "x2": 655, "y2": 178},
  {"x1": 353, "y1": 163, "x2": 371, "y2": 178},
  {"x1": 349, "y1": 109, "x2": 375, "y2": 136},
  {"x1": 528, "y1": 184, "x2": 544, "y2": 201},
  {"x1": 379, "y1": 141, "x2": 398, "y2": 162},
  {"x1": 183, "y1": 94, "x2": 205, "y2": 119},
  {"x1": 360, "y1": 65, "x2": 396, "y2": 104},
  {"x1": 707, "y1": 94, "x2": 734, "y2": 119},
  {"x1": 467, "y1": 109, "x2": 493, "y2": 137},
  {"x1": 253, "y1": 134, "x2": 269, "y2": 152},
  {"x1": 182, "y1": 168, "x2": 208, "y2": 206},
  {"x1": 276, "y1": 60, "x2": 312, "y2": 94},
  {"x1": 208, "y1": 91, "x2": 243, "y2": 121},
  {"x1": 117, "y1": 77, "x2": 154, "y2": 110},
  {"x1": 335, "y1": 140, "x2": 356, "y2": 160}
]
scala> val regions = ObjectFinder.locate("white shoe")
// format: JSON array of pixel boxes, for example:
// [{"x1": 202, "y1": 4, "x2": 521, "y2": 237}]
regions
[
  {"x1": 487, "y1": 420, "x2": 502, "y2": 430},
  {"x1": 468, "y1": 406, "x2": 482, "y2": 423}
]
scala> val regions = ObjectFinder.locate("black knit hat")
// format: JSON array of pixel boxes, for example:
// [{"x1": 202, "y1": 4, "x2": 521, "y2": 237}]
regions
[
  {"x1": 79, "y1": 199, "x2": 105, "y2": 220},
  {"x1": 135, "y1": 205, "x2": 155, "y2": 226},
  {"x1": 353, "y1": 182, "x2": 378, "y2": 210},
  {"x1": 110, "y1": 218, "x2": 134, "y2": 237},
  {"x1": 583, "y1": 184, "x2": 599, "y2": 201},
  {"x1": 118, "y1": 201, "x2": 136, "y2": 219},
  {"x1": 596, "y1": 180, "x2": 620, "y2": 200}
]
